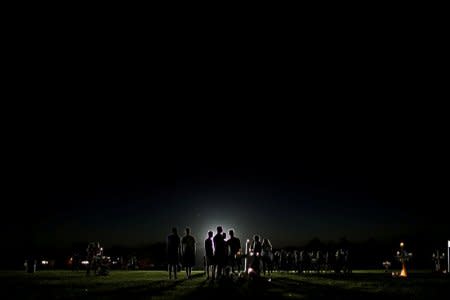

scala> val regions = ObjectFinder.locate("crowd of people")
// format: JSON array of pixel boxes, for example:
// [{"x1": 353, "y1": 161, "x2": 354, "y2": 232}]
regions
[
  {"x1": 167, "y1": 226, "x2": 353, "y2": 280},
  {"x1": 271, "y1": 249, "x2": 351, "y2": 274}
]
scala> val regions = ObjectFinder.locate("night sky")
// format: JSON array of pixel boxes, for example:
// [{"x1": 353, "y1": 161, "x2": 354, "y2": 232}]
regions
[
  {"x1": 3, "y1": 112, "x2": 449, "y2": 252},
  {"x1": 2, "y1": 18, "x2": 448, "y2": 264}
]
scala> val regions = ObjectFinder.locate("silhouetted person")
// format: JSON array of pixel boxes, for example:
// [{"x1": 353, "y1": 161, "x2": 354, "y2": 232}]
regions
[
  {"x1": 86, "y1": 242, "x2": 101, "y2": 276},
  {"x1": 261, "y1": 238, "x2": 273, "y2": 276},
  {"x1": 324, "y1": 251, "x2": 330, "y2": 272},
  {"x1": 315, "y1": 250, "x2": 322, "y2": 272},
  {"x1": 26, "y1": 255, "x2": 36, "y2": 273},
  {"x1": 335, "y1": 249, "x2": 344, "y2": 274},
  {"x1": 227, "y1": 229, "x2": 242, "y2": 273},
  {"x1": 167, "y1": 227, "x2": 181, "y2": 279},
  {"x1": 205, "y1": 231, "x2": 214, "y2": 279},
  {"x1": 182, "y1": 227, "x2": 196, "y2": 279},
  {"x1": 72, "y1": 252, "x2": 80, "y2": 271},
  {"x1": 298, "y1": 250, "x2": 305, "y2": 273},
  {"x1": 280, "y1": 249, "x2": 287, "y2": 271},
  {"x1": 273, "y1": 251, "x2": 281, "y2": 271},
  {"x1": 250, "y1": 235, "x2": 262, "y2": 274},
  {"x1": 288, "y1": 250, "x2": 295, "y2": 271},
  {"x1": 293, "y1": 250, "x2": 300, "y2": 273},
  {"x1": 213, "y1": 226, "x2": 226, "y2": 279},
  {"x1": 343, "y1": 249, "x2": 351, "y2": 274}
]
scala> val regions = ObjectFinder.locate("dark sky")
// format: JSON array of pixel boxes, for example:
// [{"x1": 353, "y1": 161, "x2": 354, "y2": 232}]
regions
[
  {"x1": 4, "y1": 113, "x2": 449, "y2": 251},
  {"x1": 2, "y1": 20, "x2": 448, "y2": 255}
]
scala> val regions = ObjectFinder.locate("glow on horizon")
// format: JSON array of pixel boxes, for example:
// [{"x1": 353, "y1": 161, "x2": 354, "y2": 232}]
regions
[{"x1": 200, "y1": 221, "x2": 243, "y2": 239}]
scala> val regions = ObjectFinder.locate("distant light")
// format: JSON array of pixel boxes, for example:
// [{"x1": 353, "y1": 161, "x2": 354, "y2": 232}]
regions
[
  {"x1": 81, "y1": 260, "x2": 89, "y2": 265},
  {"x1": 41, "y1": 260, "x2": 48, "y2": 265},
  {"x1": 247, "y1": 239, "x2": 250, "y2": 243},
  {"x1": 400, "y1": 242, "x2": 404, "y2": 247},
  {"x1": 248, "y1": 267, "x2": 254, "y2": 274},
  {"x1": 100, "y1": 248, "x2": 103, "y2": 251}
]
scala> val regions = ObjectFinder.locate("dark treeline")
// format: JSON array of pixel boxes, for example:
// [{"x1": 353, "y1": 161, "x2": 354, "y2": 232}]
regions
[{"x1": 0, "y1": 236, "x2": 447, "y2": 271}]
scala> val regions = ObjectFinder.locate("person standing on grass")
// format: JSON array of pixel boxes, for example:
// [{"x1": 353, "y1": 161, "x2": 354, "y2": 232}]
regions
[
  {"x1": 250, "y1": 235, "x2": 262, "y2": 275},
  {"x1": 167, "y1": 227, "x2": 181, "y2": 280},
  {"x1": 227, "y1": 229, "x2": 242, "y2": 273},
  {"x1": 213, "y1": 226, "x2": 226, "y2": 279},
  {"x1": 261, "y1": 238, "x2": 273, "y2": 276},
  {"x1": 205, "y1": 230, "x2": 214, "y2": 279},
  {"x1": 182, "y1": 227, "x2": 196, "y2": 279}
]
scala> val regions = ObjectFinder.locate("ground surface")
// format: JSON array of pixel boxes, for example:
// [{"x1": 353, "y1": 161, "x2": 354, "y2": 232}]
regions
[{"x1": 1, "y1": 270, "x2": 448, "y2": 299}]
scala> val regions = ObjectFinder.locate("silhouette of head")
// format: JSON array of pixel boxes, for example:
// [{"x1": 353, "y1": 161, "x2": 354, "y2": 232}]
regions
[
  {"x1": 185, "y1": 227, "x2": 190, "y2": 235},
  {"x1": 254, "y1": 235, "x2": 260, "y2": 242},
  {"x1": 217, "y1": 226, "x2": 223, "y2": 233},
  {"x1": 172, "y1": 227, "x2": 177, "y2": 235},
  {"x1": 223, "y1": 232, "x2": 227, "y2": 240},
  {"x1": 229, "y1": 230, "x2": 234, "y2": 237},
  {"x1": 208, "y1": 231, "x2": 213, "y2": 238}
]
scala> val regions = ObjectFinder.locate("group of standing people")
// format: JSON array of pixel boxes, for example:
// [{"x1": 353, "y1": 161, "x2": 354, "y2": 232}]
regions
[
  {"x1": 167, "y1": 226, "x2": 274, "y2": 280},
  {"x1": 248, "y1": 235, "x2": 274, "y2": 276},
  {"x1": 204, "y1": 226, "x2": 242, "y2": 280},
  {"x1": 270, "y1": 248, "x2": 351, "y2": 274}
]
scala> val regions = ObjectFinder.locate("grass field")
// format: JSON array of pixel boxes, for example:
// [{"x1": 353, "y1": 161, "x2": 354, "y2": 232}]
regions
[{"x1": 0, "y1": 270, "x2": 448, "y2": 299}]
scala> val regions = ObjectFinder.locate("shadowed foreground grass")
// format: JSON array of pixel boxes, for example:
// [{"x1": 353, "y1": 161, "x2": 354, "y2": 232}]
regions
[{"x1": 0, "y1": 270, "x2": 448, "y2": 299}]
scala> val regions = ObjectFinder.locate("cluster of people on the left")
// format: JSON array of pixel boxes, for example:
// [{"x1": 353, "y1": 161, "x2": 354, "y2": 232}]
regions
[{"x1": 85, "y1": 241, "x2": 110, "y2": 276}]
